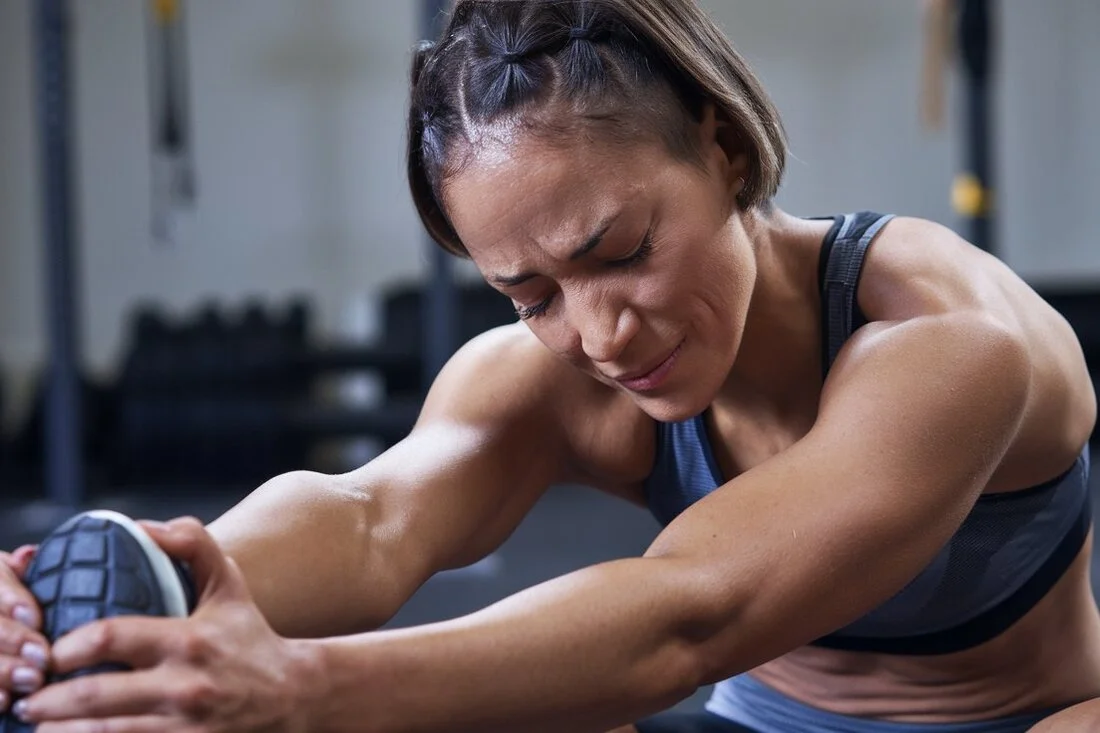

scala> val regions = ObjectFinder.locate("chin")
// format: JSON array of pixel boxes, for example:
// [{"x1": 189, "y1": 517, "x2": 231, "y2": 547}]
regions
[
  {"x1": 624, "y1": 354, "x2": 733, "y2": 424},
  {"x1": 631, "y1": 388, "x2": 715, "y2": 424}
]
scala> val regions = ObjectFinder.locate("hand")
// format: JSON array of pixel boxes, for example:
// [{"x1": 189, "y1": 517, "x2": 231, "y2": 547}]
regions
[
  {"x1": 16, "y1": 518, "x2": 322, "y2": 733},
  {"x1": 0, "y1": 545, "x2": 50, "y2": 712}
]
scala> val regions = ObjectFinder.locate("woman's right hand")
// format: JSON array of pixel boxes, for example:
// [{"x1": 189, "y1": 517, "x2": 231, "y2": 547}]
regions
[{"x1": 0, "y1": 546, "x2": 49, "y2": 713}]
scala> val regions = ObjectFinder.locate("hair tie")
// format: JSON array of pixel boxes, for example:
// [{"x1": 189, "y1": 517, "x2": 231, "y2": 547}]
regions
[
  {"x1": 501, "y1": 50, "x2": 524, "y2": 64},
  {"x1": 568, "y1": 27, "x2": 593, "y2": 42}
]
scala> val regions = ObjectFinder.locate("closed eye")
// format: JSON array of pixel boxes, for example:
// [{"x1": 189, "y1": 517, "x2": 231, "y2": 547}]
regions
[
  {"x1": 515, "y1": 297, "x2": 553, "y2": 321},
  {"x1": 514, "y1": 229, "x2": 655, "y2": 321},
  {"x1": 607, "y1": 229, "x2": 655, "y2": 268}
]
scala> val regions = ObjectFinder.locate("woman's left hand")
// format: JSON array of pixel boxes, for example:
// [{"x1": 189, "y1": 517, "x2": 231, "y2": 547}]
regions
[{"x1": 15, "y1": 517, "x2": 321, "y2": 733}]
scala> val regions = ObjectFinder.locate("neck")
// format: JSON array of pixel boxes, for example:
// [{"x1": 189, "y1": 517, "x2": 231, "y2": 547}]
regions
[{"x1": 712, "y1": 206, "x2": 833, "y2": 416}]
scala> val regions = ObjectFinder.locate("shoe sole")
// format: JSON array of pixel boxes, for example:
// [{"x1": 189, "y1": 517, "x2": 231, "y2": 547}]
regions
[
  {"x1": 79, "y1": 511, "x2": 191, "y2": 618},
  {"x1": 27, "y1": 510, "x2": 193, "y2": 633},
  {"x1": 1, "y1": 511, "x2": 195, "y2": 731}
]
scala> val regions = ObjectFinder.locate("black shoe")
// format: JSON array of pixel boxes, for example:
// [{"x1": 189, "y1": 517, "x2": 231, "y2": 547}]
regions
[{"x1": 1, "y1": 511, "x2": 196, "y2": 731}]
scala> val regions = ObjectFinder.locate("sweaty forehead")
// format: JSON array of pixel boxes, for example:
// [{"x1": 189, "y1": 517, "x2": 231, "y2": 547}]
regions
[{"x1": 443, "y1": 133, "x2": 655, "y2": 267}]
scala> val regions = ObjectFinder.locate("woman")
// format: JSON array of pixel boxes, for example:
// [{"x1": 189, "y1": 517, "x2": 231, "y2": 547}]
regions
[{"x1": 2, "y1": 1, "x2": 1098, "y2": 730}]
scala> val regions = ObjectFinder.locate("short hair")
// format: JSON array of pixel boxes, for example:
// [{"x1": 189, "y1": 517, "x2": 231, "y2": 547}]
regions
[{"x1": 408, "y1": 0, "x2": 787, "y2": 257}]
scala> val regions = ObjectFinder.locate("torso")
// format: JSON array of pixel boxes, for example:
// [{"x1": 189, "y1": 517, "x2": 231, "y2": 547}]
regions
[{"x1": 545, "y1": 214, "x2": 1100, "y2": 722}]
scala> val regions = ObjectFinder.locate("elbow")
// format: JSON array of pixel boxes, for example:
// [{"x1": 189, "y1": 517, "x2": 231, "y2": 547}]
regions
[
  {"x1": 645, "y1": 558, "x2": 754, "y2": 696},
  {"x1": 628, "y1": 638, "x2": 710, "y2": 716},
  {"x1": 678, "y1": 602, "x2": 752, "y2": 689}
]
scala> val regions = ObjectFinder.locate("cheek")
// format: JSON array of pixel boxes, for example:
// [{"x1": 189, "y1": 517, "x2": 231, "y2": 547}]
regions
[
  {"x1": 524, "y1": 315, "x2": 583, "y2": 364},
  {"x1": 636, "y1": 230, "x2": 743, "y2": 318}
]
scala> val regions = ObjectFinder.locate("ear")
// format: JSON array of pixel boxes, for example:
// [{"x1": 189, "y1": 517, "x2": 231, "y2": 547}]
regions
[{"x1": 698, "y1": 102, "x2": 750, "y2": 200}]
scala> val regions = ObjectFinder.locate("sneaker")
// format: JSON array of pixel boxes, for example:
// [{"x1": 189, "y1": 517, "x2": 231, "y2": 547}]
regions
[{"x1": 1, "y1": 510, "x2": 196, "y2": 732}]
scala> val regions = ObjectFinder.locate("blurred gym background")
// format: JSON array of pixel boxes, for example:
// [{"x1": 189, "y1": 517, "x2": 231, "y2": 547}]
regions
[{"x1": 0, "y1": 0, "x2": 1097, "y2": 711}]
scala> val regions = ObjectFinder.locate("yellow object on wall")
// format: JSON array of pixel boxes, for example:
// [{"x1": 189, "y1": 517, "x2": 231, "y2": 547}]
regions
[
  {"x1": 952, "y1": 173, "x2": 992, "y2": 217},
  {"x1": 153, "y1": 0, "x2": 178, "y2": 25}
]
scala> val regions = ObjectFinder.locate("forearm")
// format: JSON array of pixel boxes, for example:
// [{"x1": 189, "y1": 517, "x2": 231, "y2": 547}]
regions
[
  {"x1": 207, "y1": 471, "x2": 418, "y2": 638},
  {"x1": 301, "y1": 557, "x2": 708, "y2": 733}
]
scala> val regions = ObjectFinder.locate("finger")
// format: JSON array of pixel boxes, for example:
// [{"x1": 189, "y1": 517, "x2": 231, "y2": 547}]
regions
[
  {"x1": 0, "y1": 655, "x2": 47, "y2": 695},
  {"x1": 35, "y1": 715, "x2": 172, "y2": 733},
  {"x1": 138, "y1": 517, "x2": 247, "y2": 604},
  {"x1": 0, "y1": 617, "x2": 50, "y2": 661},
  {"x1": 18, "y1": 668, "x2": 181, "y2": 722},
  {"x1": 0, "y1": 618, "x2": 51, "y2": 702},
  {"x1": 50, "y1": 616, "x2": 179, "y2": 675},
  {"x1": 1, "y1": 546, "x2": 37, "y2": 579},
  {"x1": 0, "y1": 563, "x2": 42, "y2": 631}
]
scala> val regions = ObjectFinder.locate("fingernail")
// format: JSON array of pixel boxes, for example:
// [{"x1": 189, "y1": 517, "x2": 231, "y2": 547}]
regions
[
  {"x1": 12, "y1": 605, "x2": 36, "y2": 629},
  {"x1": 11, "y1": 667, "x2": 40, "y2": 694},
  {"x1": 12, "y1": 699, "x2": 29, "y2": 722},
  {"x1": 20, "y1": 642, "x2": 48, "y2": 670}
]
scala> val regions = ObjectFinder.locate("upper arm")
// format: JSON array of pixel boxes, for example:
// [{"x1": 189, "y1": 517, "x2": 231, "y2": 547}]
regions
[
  {"x1": 345, "y1": 324, "x2": 570, "y2": 592},
  {"x1": 645, "y1": 312, "x2": 1032, "y2": 679},
  {"x1": 205, "y1": 325, "x2": 571, "y2": 637}
]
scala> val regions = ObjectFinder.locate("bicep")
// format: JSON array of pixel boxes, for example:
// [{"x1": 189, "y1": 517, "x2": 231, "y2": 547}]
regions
[
  {"x1": 645, "y1": 313, "x2": 1031, "y2": 676},
  {"x1": 351, "y1": 327, "x2": 567, "y2": 580},
  {"x1": 357, "y1": 420, "x2": 556, "y2": 575}
]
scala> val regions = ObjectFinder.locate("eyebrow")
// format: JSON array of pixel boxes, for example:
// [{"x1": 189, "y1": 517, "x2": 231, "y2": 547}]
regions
[{"x1": 488, "y1": 213, "x2": 620, "y2": 288}]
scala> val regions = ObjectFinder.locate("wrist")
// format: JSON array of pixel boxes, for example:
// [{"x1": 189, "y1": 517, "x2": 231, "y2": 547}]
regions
[{"x1": 285, "y1": 637, "x2": 334, "y2": 733}]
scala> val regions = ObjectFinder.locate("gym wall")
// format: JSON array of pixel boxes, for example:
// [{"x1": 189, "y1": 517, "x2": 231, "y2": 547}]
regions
[
  {"x1": 703, "y1": 0, "x2": 1100, "y2": 286},
  {"x1": 0, "y1": 0, "x2": 1098, "y2": 431}
]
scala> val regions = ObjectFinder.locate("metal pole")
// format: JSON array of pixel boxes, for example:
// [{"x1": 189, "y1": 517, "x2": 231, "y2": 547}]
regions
[
  {"x1": 33, "y1": 0, "x2": 84, "y2": 510},
  {"x1": 955, "y1": 0, "x2": 994, "y2": 253},
  {"x1": 421, "y1": 0, "x2": 458, "y2": 387}
]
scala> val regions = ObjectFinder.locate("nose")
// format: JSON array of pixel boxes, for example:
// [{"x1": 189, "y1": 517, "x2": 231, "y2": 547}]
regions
[{"x1": 572, "y1": 291, "x2": 640, "y2": 365}]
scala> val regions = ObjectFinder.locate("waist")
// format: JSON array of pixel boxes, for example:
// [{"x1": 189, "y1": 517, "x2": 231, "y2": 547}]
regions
[{"x1": 706, "y1": 674, "x2": 1063, "y2": 733}]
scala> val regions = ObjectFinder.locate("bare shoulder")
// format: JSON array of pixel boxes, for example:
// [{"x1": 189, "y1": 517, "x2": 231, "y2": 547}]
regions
[
  {"x1": 421, "y1": 323, "x2": 654, "y2": 492},
  {"x1": 851, "y1": 216, "x2": 1095, "y2": 484},
  {"x1": 860, "y1": 215, "x2": 1083, "y2": 336},
  {"x1": 418, "y1": 322, "x2": 565, "y2": 424},
  {"x1": 857, "y1": 215, "x2": 1023, "y2": 320}
]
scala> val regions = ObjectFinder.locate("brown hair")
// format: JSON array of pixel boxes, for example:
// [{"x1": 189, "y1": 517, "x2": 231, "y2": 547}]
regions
[{"x1": 408, "y1": 0, "x2": 787, "y2": 257}]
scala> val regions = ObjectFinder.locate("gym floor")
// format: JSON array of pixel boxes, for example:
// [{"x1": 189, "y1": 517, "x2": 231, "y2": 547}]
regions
[{"x1": 1, "y1": 445, "x2": 1098, "y2": 713}]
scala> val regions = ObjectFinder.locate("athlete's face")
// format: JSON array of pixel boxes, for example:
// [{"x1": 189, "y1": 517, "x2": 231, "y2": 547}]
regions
[{"x1": 445, "y1": 110, "x2": 756, "y2": 422}]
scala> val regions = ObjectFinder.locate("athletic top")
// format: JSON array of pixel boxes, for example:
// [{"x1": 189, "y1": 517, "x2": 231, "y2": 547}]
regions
[{"x1": 642, "y1": 211, "x2": 1092, "y2": 655}]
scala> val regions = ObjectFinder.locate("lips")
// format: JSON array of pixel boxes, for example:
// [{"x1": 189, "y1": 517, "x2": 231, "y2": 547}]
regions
[{"x1": 612, "y1": 341, "x2": 684, "y2": 393}]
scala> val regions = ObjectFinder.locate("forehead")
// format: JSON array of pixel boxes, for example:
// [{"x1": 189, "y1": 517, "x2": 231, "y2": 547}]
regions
[{"x1": 443, "y1": 131, "x2": 665, "y2": 268}]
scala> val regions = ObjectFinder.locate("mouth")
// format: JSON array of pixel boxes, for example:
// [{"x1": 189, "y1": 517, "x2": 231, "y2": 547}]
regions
[{"x1": 613, "y1": 340, "x2": 685, "y2": 393}]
